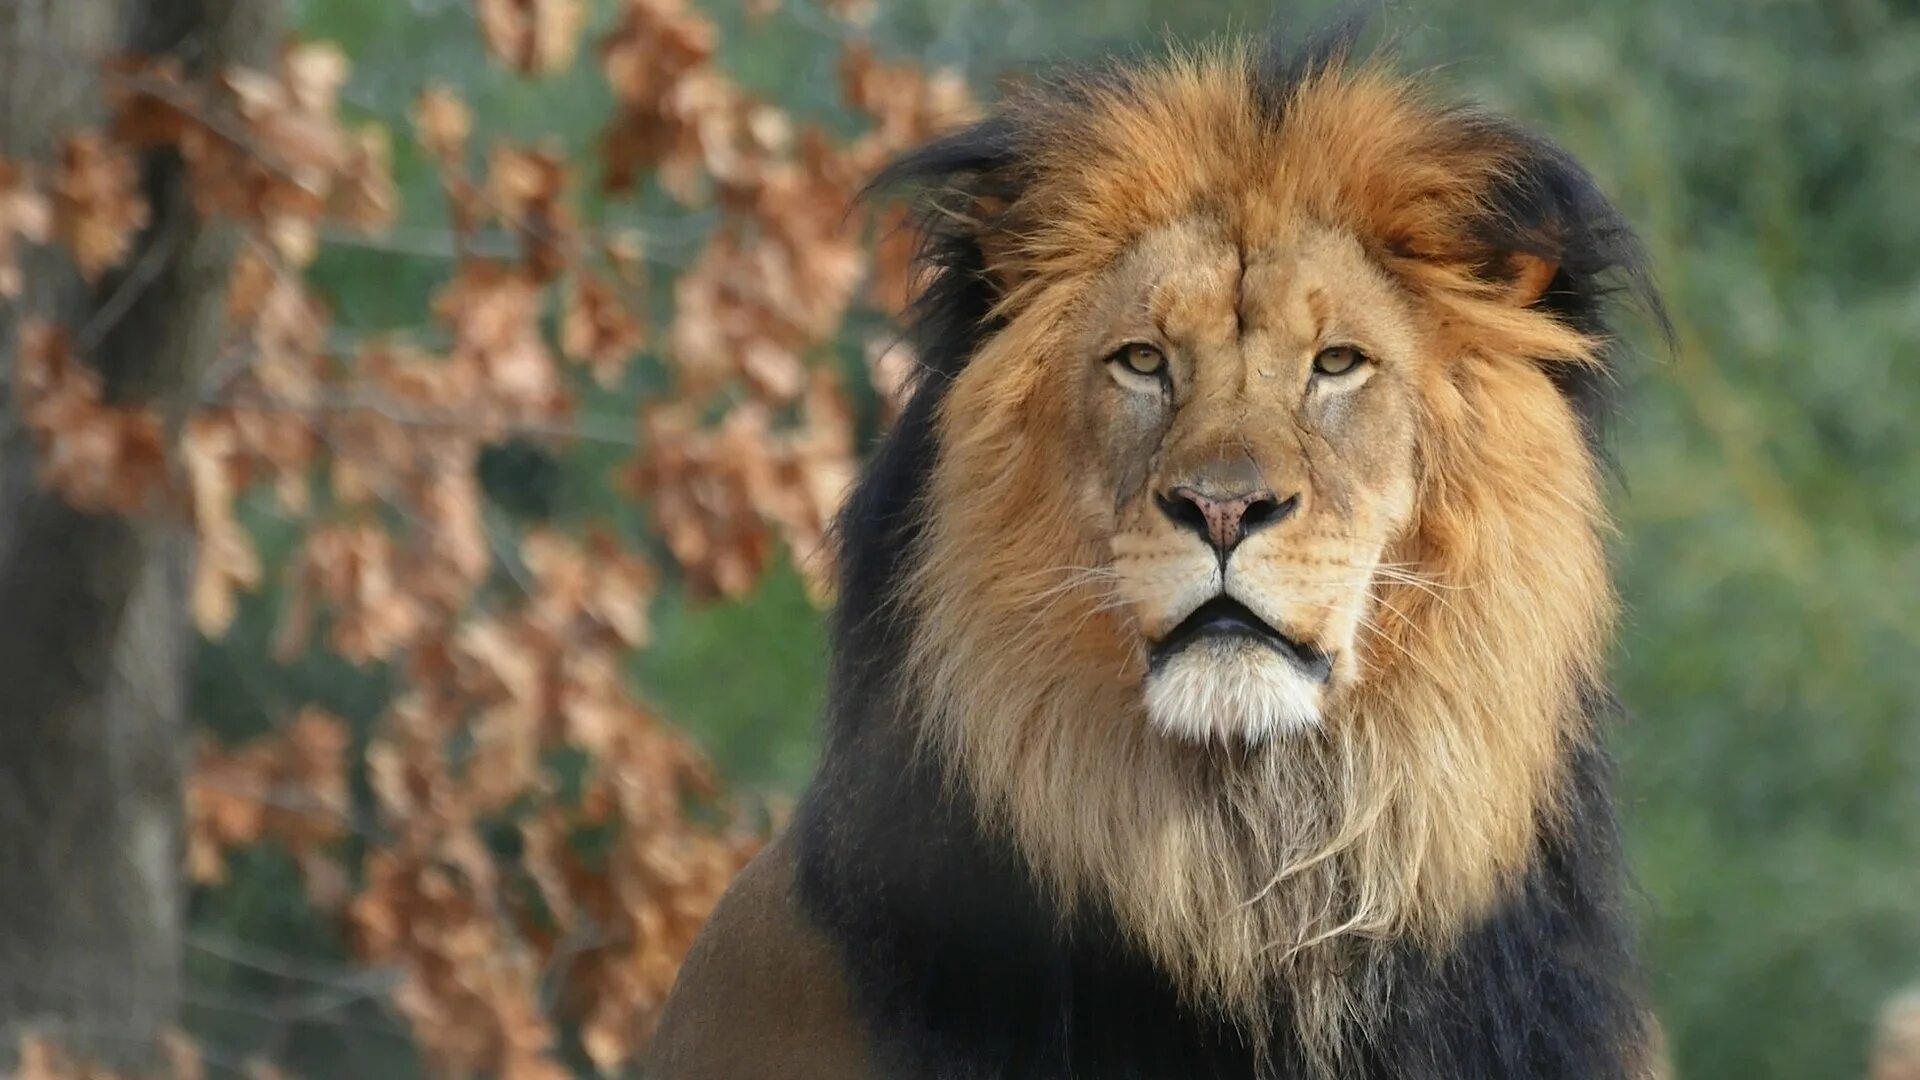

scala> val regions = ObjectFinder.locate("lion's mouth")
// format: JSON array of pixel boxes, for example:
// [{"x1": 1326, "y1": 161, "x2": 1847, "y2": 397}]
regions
[{"x1": 1149, "y1": 596, "x2": 1333, "y2": 683}]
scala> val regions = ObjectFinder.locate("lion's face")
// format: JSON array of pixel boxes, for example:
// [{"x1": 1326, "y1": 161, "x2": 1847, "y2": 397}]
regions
[{"x1": 1071, "y1": 217, "x2": 1422, "y2": 743}]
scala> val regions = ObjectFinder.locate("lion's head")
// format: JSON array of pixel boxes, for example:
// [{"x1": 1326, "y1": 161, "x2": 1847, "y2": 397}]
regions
[{"x1": 854, "y1": 31, "x2": 1656, "y2": 1061}]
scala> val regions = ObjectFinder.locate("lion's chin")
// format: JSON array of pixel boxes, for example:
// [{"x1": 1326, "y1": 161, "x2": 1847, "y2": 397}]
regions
[{"x1": 1143, "y1": 640, "x2": 1325, "y2": 744}]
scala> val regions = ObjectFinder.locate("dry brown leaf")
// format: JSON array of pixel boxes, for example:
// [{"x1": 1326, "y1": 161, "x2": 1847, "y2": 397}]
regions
[
  {"x1": 630, "y1": 402, "x2": 771, "y2": 597},
  {"x1": 280, "y1": 522, "x2": 426, "y2": 664},
  {"x1": 187, "y1": 708, "x2": 351, "y2": 887},
  {"x1": 435, "y1": 260, "x2": 565, "y2": 412},
  {"x1": 598, "y1": 0, "x2": 722, "y2": 197},
  {"x1": 410, "y1": 86, "x2": 485, "y2": 238},
  {"x1": 218, "y1": 246, "x2": 327, "y2": 512},
  {"x1": 417, "y1": 465, "x2": 492, "y2": 598},
  {"x1": 111, "y1": 47, "x2": 393, "y2": 258},
  {"x1": 350, "y1": 844, "x2": 564, "y2": 1077},
  {"x1": 337, "y1": 123, "x2": 398, "y2": 231},
  {"x1": 522, "y1": 528, "x2": 657, "y2": 648},
  {"x1": 476, "y1": 0, "x2": 587, "y2": 75},
  {"x1": 224, "y1": 65, "x2": 346, "y2": 188},
  {"x1": 413, "y1": 86, "x2": 474, "y2": 165},
  {"x1": 183, "y1": 417, "x2": 264, "y2": 635},
  {"x1": 160, "y1": 1030, "x2": 205, "y2": 1080},
  {"x1": 187, "y1": 741, "x2": 270, "y2": 885},
  {"x1": 839, "y1": 40, "x2": 977, "y2": 155},
  {"x1": 602, "y1": 227, "x2": 648, "y2": 284},
  {"x1": 15, "y1": 1037, "x2": 74, "y2": 1080},
  {"x1": 633, "y1": 363, "x2": 856, "y2": 598},
  {"x1": 51, "y1": 131, "x2": 149, "y2": 281},
  {"x1": 487, "y1": 144, "x2": 573, "y2": 279},
  {"x1": 0, "y1": 159, "x2": 52, "y2": 297},
  {"x1": 560, "y1": 268, "x2": 644, "y2": 386},
  {"x1": 13, "y1": 322, "x2": 169, "y2": 515},
  {"x1": 285, "y1": 41, "x2": 350, "y2": 112}
]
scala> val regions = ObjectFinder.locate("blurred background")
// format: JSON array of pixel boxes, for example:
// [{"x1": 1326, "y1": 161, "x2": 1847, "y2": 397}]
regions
[{"x1": 0, "y1": 0, "x2": 1915, "y2": 1078}]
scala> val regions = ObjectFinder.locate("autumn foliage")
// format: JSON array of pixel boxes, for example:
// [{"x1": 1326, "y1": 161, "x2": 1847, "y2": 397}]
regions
[{"x1": 4, "y1": 0, "x2": 970, "y2": 1074}]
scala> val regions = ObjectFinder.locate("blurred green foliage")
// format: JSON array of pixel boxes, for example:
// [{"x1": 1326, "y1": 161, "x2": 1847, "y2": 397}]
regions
[{"x1": 188, "y1": 0, "x2": 1918, "y2": 1076}]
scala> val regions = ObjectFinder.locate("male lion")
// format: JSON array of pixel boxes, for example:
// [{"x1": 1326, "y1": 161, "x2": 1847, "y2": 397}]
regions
[{"x1": 649, "y1": 21, "x2": 1664, "y2": 1080}]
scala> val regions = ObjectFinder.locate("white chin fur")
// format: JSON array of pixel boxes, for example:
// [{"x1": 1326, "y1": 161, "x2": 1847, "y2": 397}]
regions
[{"x1": 1144, "y1": 641, "x2": 1323, "y2": 744}]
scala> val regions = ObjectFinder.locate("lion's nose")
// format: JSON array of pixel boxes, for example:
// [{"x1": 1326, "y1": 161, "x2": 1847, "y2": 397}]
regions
[{"x1": 1156, "y1": 485, "x2": 1297, "y2": 556}]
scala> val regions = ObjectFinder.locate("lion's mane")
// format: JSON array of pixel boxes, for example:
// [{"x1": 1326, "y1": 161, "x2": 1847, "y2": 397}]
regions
[{"x1": 791, "y1": 21, "x2": 1661, "y2": 1079}]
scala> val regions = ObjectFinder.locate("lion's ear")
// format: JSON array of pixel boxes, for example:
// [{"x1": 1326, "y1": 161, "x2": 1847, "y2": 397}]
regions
[{"x1": 1504, "y1": 251, "x2": 1560, "y2": 307}]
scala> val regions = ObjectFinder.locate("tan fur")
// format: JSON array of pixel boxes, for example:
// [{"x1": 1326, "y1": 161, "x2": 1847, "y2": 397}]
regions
[
  {"x1": 900, "y1": 47, "x2": 1616, "y2": 1066},
  {"x1": 646, "y1": 836, "x2": 877, "y2": 1079}
]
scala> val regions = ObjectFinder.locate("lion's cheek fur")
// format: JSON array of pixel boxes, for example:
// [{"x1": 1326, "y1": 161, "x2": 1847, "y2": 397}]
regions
[
  {"x1": 1356, "y1": 353, "x2": 1609, "y2": 916},
  {"x1": 906, "y1": 315, "x2": 1150, "y2": 762}
]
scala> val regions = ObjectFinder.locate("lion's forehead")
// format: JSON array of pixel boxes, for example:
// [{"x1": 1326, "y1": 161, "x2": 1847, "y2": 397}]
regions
[{"x1": 1082, "y1": 218, "x2": 1418, "y2": 365}]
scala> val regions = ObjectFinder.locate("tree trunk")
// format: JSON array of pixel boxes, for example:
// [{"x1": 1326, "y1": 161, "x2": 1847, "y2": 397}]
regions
[{"x1": 0, "y1": 1, "x2": 276, "y2": 1069}]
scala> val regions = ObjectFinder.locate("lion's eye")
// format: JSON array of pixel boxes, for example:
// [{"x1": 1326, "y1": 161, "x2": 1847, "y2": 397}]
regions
[
  {"x1": 1112, "y1": 342, "x2": 1167, "y2": 378},
  {"x1": 1313, "y1": 345, "x2": 1367, "y2": 377}
]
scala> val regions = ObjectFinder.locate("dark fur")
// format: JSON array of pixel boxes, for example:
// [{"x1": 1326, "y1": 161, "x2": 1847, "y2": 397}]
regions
[{"x1": 790, "y1": 22, "x2": 1656, "y2": 1080}]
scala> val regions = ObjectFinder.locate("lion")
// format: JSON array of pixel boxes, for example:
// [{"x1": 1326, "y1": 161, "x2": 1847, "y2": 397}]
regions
[{"x1": 648, "y1": 21, "x2": 1665, "y2": 1080}]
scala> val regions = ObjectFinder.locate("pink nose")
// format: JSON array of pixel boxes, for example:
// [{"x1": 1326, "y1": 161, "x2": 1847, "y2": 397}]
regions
[{"x1": 1157, "y1": 486, "x2": 1295, "y2": 555}]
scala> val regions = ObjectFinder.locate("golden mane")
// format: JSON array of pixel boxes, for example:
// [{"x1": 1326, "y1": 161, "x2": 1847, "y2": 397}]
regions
[{"x1": 890, "y1": 44, "x2": 1637, "y2": 1063}]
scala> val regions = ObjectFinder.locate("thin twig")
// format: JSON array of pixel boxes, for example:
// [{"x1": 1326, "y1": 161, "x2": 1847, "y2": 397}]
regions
[
  {"x1": 187, "y1": 932, "x2": 394, "y2": 991},
  {"x1": 318, "y1": 220, "x2": 698, "y2": 269},
  {"x1": 206, "y1": 389, "x2": 641, "y2": 448},
  {"x1": 79, "y1": 227, "x2": 183, "y2": 353}
]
